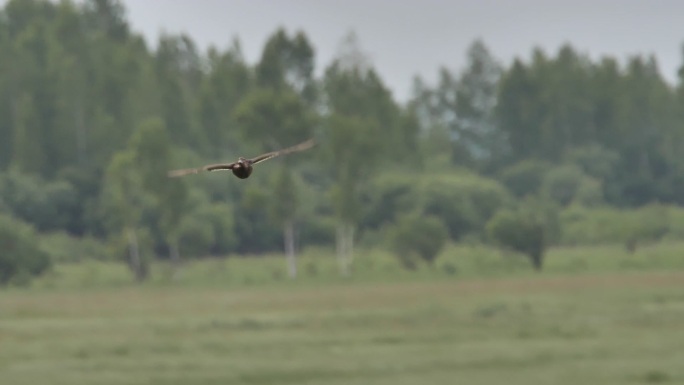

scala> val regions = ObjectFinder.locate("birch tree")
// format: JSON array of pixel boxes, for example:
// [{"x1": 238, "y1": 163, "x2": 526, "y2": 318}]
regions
[{"x1": 102, "y1": 149, "x2": 150, "y2": 282}]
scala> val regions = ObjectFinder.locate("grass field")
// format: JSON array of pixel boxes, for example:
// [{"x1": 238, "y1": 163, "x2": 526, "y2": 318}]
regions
[{"x1": 2, "y1": 243, "x2": 684, "y2": 384}]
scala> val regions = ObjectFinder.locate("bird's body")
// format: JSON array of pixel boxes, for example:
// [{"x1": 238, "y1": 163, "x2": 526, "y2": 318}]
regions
[
  {"x1": 167, "y1": 139, "x2": 315, "y2": 179},
  {"x1": 230, "y1": 157, "x2": 252, "y2": 179}
]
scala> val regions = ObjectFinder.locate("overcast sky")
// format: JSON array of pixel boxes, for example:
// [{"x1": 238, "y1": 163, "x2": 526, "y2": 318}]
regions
[{"x1": 88, "y1": 1, "x2": 684, "y2": 101}]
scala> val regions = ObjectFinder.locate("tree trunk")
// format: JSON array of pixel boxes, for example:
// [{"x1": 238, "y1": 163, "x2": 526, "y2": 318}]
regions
[
  {"x1": 126, "y1": 227, "x2": 145, "y2": 282},
  {"x1": 346, "y1": 223, "x2": 355, "y2": 270},
  {"x1": 169, "y1": 239, "x2": 181, "y2": 281},
  {"x1": 75, "y1": 97, "x2": 87, "y2": 166},
  {"x1": 530, "y1": 250, "x2": 543, "y2": 271},
  {"x1": 336, "y1": 222, "x2": 355, "y2": 276},
  {"x1": 284, "y1": 219, "x2": 297, "y2": 279},
  {"x1": 336, "y1": 224, "x2": 347, "y2": 276}
]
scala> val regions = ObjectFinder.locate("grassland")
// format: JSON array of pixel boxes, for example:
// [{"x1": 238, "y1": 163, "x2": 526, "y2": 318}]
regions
[{"x1": 1, "y1": 243, "x2": 684, "y2": 385}]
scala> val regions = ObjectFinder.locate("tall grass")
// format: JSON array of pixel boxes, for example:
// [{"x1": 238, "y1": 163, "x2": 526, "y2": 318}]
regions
[{"x1": 22, "y1": 240, "x2": 684, "y2": 292}]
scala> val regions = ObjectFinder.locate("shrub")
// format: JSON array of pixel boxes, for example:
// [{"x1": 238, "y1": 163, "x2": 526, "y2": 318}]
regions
[
  {"x1": 0, "y1": 214, "x2": 52, "y2": 285},
  {"x1": 559, "y1": 203, "x2": 672, "y2": 249},
  {"x1": 362, "y1": 173, "x2": 415, "y2": 230},
  {"x1": 386, "y1": 213, "x2": 449, "y2": 269},
  {"x1": 486, "y1": 200, "x2": 559, "y2": 271},
  {"x1": 559, "y1": 205, "x2": 627, "y2": 245},
  {"x1": 541, "y1": 164, "x2": 586, "y2": 207},
  {"x1": 563, "y1": 144, "x2": 620, "y2": 180},
  {"x1": 177, "y1": 215, "x2": 215, "y2": 258},
  {"x1": 624, "y1": 203, "x2": 670, "y2": 252},
  {"x1": 417, "y1": 172, "x2": 511, "y2": 240},
  {"x1": 0, "y1": 171, "x2": 81, "y2": 233},
  {"x1": 39, "y1": 232, "x2": 112, "y2": 263},
  {"x1": 498, "y1": 159, "x2": 551, "y2": 198},
  {"x1": 573, "y1": 177, "x2": 604, "y2": 207},
  {"x1": 173, "y1": 201, "x2": 237, "y2": 259}
]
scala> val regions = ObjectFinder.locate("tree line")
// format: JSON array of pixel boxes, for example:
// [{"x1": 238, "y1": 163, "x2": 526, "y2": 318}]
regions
[{"x1": 1, "y1": 0, "x2": 684, "y2": 284}]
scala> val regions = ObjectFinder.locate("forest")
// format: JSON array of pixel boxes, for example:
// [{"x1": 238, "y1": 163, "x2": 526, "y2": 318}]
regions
[{"x1": 2, "y1": 0, "x2": 684, "y2": 285}]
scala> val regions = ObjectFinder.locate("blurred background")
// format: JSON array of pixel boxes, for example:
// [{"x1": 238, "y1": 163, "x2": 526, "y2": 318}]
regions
[{"x1": 1, "y1": 1, "x2": 684, "y2": 384}]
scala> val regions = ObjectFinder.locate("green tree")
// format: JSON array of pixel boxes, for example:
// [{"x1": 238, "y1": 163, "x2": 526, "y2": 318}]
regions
[
  {"x1": 0, "y1": 171, "x2": 79, "y2": 233},
  {"x1": 541, "y1": 164, "x2": 588, "y2": 207},
  {"x1": 198, "y1": 40, "x2": 251, "y2": 157},
  {"x1": 497, "y1": 159, "x2": 551, "y2": 198},
  {"x1": 408, "y1": 76, "x2": 452, "y2": 167},
  {"x1": 321, "y1": 32, "x2": 411, "y2": 275},
  {"x1": 129, "y1": 117, "x2": 189, "y2": 274},
  {"x1": 11, "y1": 93, "x2": 45, "y2": 174},
  {"x1": 269, "y1": 165, "x2": 302, "y2": 278},
  {"x1": 453, "y1": 40, "x2": 504, "y2": 167},
  {"x1": 233, "y1": 183, "x2": 281, "y2": 254},
  {"x1": 82, "y1": 0, "x2": 129, "y2": 41},
  {"x1": 234, "y1": 88, "x2": 314, "y2": 271},
  {"x1": 414, "y1": 40, "x2": 504, "y2": 168},
  {"x1": 256, "y1": 27, "x2": 316, "y2": 103},
  {"x1": 232, "y1": 29, "x2": 318, "y2": 274},
  {"x1": 495, "y1": 44, "x2": 680, "y2": 206},
  {"x1": 154, "y1": 33, "x2": 202, "y2": 149},
  {"x1": 362, "y1": 173, "x2": 416, "y2": 231},
  {"x1": 101, "y1": 149, "x2": 151, "y2": 282},
  {"x1": 234, "y1": 88, "x2": 314, "y2": 147},
  {"x1": 496, "y1": 57, "x2": 540, "y2": 163},
  {"x1": 324, "y1": 113, "x2": 379, "y2": 275},
  {"x1": 610, "y1": 56, "x2": 677, "y2": 206}
]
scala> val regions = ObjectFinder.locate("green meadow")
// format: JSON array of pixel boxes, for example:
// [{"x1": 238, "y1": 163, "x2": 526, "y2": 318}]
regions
[{"x1": 2, "y1": 243, "x2": 684, "y2": 385}]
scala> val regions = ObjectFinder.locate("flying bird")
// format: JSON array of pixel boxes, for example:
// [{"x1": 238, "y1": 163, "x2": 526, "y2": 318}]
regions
[{"x1": 167, "y1": 138, "x2": 316, "y2": 179}]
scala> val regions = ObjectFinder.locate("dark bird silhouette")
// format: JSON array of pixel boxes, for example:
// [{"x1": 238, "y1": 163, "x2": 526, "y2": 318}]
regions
[{"x1": 167, "y1": 138, "x2": 315, "y2": 179}]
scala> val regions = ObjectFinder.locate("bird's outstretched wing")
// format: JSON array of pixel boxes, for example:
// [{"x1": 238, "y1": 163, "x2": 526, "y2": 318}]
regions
[
  {"x1": 167, "y1": 162, "x2": 237, "y2": 178},
  {"x1": 250, "y1": 138, "x2": 316, "y2": 165}
]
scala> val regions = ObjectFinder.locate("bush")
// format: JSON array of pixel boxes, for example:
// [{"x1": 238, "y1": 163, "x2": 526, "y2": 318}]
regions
[
  {"x1": 624, "y1": 203, "x2": 670, "y2": 252},
  {"x1": 541, "y1": 164, "x2": 586, "y2": 207},
  {"x1": 559, "y1": 205, "x2": 628, "y2": 245},
  {"x1": 300, "y1": 215, "x2": 337, "y2": 247},
  {"x1": 486, "y1": 200, "x2": 559, "y2": 271},
  {"x1": 559, "y1": 203, "x2": 673, "y2": 249},
  {"x1": 172, "y1": 200, "x2": 238, "y2": 259},
  {"x1": 386, "y1": 213, "x2": 449, "y2": 269},
  {"x1": 0, "y1": 214, "x2": 52, "y2": 285},
  {"x1": 234, "y1": 184, "x2": 282, "y2": 253},
  {"x1": 421, "y1": 186, "x2": 479, "y2": 241},
  {"x1": 563, "y1": 144, "x2": 620, "y2": 180},
  {"x1": 177, "y1": 214, "x2": 216, "y2": 258},
  {"x1": 573, "y1": 177, "x2": 604, "y2": 207},
  {"x1": 364, "y1": 172, "x2": 510, "y2": 242},
  {"x1": 417, "y1": 172, "x2": 511, "y2": 240},
  {"x1": 498, "y1": 159, "x2": 551, "y2": 198},
  {"x1": 362, "y1": 173, "x2": 415, "y2": 229},
  {"x1": 39, "y1": 232, "x2": 112, "y2": 263},
  {"x1": 0, "y1": 171, "x2": 81, "y2": 233}
]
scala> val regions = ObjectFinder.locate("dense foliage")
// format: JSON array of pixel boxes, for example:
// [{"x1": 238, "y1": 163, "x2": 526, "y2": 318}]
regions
[
  {"x1": 2, "y1": 0, "x2": 684, "y2": 283},
  {"x1": 0, "y1": 213, "x2": 51, "y2": 285}
]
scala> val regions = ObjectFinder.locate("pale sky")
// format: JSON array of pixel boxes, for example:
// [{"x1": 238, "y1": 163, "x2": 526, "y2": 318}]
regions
[
  {"x1": 118, "y1": 0, "x2": 684, "y2": 102},
  {"x1": 15, "y1": 0, "x2": 684, "y2": 102}
]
